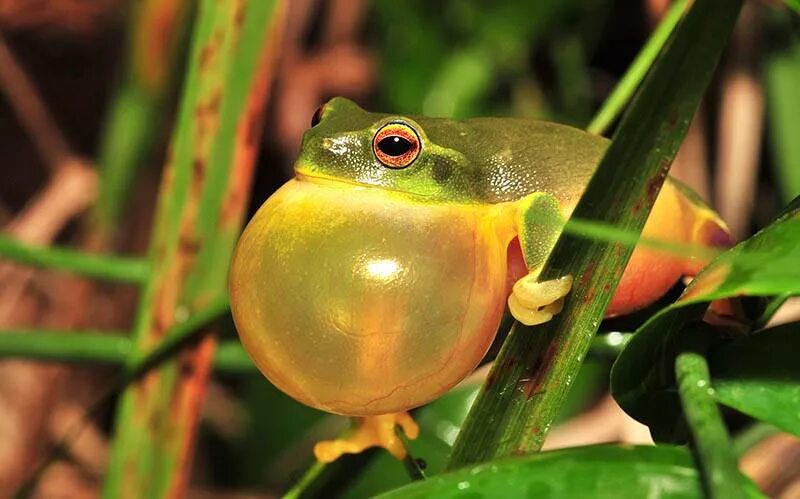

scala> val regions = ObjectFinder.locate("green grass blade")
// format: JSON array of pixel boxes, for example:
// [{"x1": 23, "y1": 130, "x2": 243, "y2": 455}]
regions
[
  {"x1": 0, "y1": 330, "x2": 130, "y2": 363},
  {"x1": 0, "y1": 234, "x2": 148, "y2": 283},
  {"x1": 102, "y1": 1, "x2": 285, "y2": 497},
  {"x1": 93, "y1": 0, "x2": 192, "y2": 236},
  {"x1": 447, "y1": 0, "x2": 743, "y2": 469},
  {"x1": 0, "y1": 331, "x2": 256, "y2": 372},
  {"x1": 586, "y1": 0, "x2": 688, "y2": 135}
]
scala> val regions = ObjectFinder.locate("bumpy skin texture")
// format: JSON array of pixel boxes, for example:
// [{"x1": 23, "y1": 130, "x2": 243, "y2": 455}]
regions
[{"x1": 229, "y1": 97, "x2": 729, "y2": 417}]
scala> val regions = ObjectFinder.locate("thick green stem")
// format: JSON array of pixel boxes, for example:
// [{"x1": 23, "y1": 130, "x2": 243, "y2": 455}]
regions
[
  {"x1": 586, "y1": 0, "x2": 689, "y2": 134},
  {"x1": 0, "y1": 234, "x2": 148, "y2": 283},
  {"x1": 447, "y1": 0, "x2": 744, "y2": 469},
  {"x1": 676, "y1": 350, "x2": 746, "y2": 499}
]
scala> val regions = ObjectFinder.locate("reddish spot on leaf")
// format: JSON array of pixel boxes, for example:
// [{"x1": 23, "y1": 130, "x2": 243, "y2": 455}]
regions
[
  {"x1": 198, "y1": 30, "x2": 223, "y2": 73},
  {"x1": 580, "y1": 263, "x2": 596, "y2": 288},
  {"x1": 583, "y1": 288, "x2": 596, "y2": 304},
  {"x1": 234, "y1": 0, "x2": 247, "y2": 30},
  {"x1": 522, "y1": 342, "x2": 559, "y2": 400}
]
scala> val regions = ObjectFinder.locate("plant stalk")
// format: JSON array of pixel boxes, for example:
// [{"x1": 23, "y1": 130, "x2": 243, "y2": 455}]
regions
[
  {"x1": 586, "y1": 0, "x2": 689, "y2": 134},
  {"x1": 447, "y1": 0, "x2": 744, "y2": 469},
  {"x1": 676, "y1": 349, "x2": 746, "y2": 499},
  {"x1": 0, "y1": 235, "x2": 148, "y2": 283}
]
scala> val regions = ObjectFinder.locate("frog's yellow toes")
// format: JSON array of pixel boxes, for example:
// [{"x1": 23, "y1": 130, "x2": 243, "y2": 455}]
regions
[
  {"x1": 509, "y1": 273, "x2": 573, "y2": 326},
  {"x1": 313, "y1": 412, "x2": 419, "y2": 463}
]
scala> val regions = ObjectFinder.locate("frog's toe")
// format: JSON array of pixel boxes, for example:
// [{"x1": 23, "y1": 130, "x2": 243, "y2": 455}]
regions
[
  {"x1": 509, "y1": 273, "x2": 573, "y2": 326},
  {"x1": 314, "y1": 439, "x2": 367, "y2": 463},
  {"x1": 313, "y1": 412, "x2": 419, "y2": 463}
]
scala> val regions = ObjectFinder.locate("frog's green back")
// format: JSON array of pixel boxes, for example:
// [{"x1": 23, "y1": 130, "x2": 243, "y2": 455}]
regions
[
  {"x1": 297, "y1": 97, "x2": 609, "y2": 207},
  {"x1": 413, "y1": 116, "x2": 608, "y2": 206}
]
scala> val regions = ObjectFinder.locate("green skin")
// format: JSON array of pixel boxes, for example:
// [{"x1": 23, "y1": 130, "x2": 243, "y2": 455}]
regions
[
  {"x1": 299, "y1": 97, "x2": 606, "y2": 205},
  {"x1": 230, "y1": 97, "x2": 726, "y2": 458},
  {"x1": 294, "y1": 97, "x2": 723, "y2": 308},
  {"x1": 298, "y1": 97, "x2": 616, "y2": 268}
]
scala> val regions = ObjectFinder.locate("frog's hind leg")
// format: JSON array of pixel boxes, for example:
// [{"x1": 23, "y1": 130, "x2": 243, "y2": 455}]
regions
[
  {"x1": 314, "y1": 412, "x2": 419, "y2": 463},
  {"x1": 508, "y1": 192, "x2": 573, "y2": 326}
]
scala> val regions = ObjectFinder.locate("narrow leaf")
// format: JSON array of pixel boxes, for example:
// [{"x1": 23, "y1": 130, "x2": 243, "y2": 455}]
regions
[{"x1": 448, "y1": 0, "x2": 743, "y2": 468}]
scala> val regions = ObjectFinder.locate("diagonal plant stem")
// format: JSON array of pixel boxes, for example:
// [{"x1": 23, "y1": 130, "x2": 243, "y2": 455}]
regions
[
  {"x1": 102, "y1": 1, "x2": 286, "y2": 496},
  {"x1": 283, "y1": 460, "x2": 327, "y2": 499},
  {"x1": 676, "y1": 345, "x2": 746, "y2": 498},
  {"x1": 0, "y1": 330, "x2": 256, "y2": 373},
  {"x1": 0, "y1": 330, "x2": 130, "y2": 364},
  {"x1": 0, "y1": 326, "x2": 626, "y2": 374},
  {"x1": 92, "y1": 0, "x2": 193, "y2": 238},
  {"x1": 586, "y1": 0, "x2": 689, "y2": 135},
  {"x1": 0, "y1": 235, "x2": 148, "y2": 283},
  {"x1": 447, "y1": 0, "x2": 744, "y2": 469}
]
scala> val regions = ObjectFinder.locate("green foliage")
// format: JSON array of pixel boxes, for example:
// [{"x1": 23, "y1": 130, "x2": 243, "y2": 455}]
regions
[
  {"x1": 0, "y1": 0, "x2": 798, "y2": 497},
  {"x1": 711, "y1": 322, "x2": 800, "y2": 438},
  {"x1": 448, "y1": 0, "x2": 744, "y2": 469},
  {"x1": 611, "y1": 205, "x2": 800, "y2": 441},
  {"x1": 783, "y1": 0, "x2": 800, "y2": 14},
  {"x1": 379, "y1": 445, "x2": 762, "y2": 499},
  {"x1": 370, "y1": 0, "x2": 608, "y2": 120},
  {"x1": 102, "y1": 1, "x2": 284, "y2": 497},
  {"x1": 764, "y1": 9, "x2": 800, "y2": 202}
]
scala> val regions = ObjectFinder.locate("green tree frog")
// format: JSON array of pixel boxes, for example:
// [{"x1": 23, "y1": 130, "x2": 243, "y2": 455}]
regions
[{"x1": 229, "y1": 97, "x2": 730, "y2": 463}]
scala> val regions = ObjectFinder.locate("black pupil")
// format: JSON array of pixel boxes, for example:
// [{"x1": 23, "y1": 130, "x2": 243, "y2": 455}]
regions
[
  {"x1": 377, "y1": 136, "x2": 413, "y2": 157},
  {"x1": 310, "y1": 106, "x2": 323, "y2": 127}
]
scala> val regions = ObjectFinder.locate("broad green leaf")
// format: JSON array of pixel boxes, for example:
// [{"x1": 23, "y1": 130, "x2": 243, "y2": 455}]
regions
[
  {"x1": 611, "y1": 207, "x2": 800, "y2": 440},
  {"x1": 378, "y1": 445, "x2": 762, "y2": 498},
  {"x1": 710, "y1": 322, "x2": 800, "y2": 438}
]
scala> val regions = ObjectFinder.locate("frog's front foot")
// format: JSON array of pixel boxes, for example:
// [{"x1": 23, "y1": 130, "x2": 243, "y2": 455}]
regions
[
  {"x1": 508, "y1": 271, "x2": 573, "y2": 326},
  {"x1": 314, "y1": 412, "x2": 419, "y2": 463}
]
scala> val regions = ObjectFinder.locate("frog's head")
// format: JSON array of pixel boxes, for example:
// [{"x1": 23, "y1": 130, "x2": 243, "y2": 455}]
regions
[{"x1": 295, "y1": 97, "x2": 479, "y2": 203}]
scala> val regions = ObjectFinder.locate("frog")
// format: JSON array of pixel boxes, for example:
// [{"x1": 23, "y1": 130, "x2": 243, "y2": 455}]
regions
[{"x1": 228, "y1": 97, "x2": 730, "y2": 464}]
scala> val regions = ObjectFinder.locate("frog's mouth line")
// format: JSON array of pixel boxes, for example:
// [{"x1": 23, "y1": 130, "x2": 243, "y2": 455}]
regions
[
  {"x1": 294, "y1": 169, "x2": 438, "y2": 202},
  {"x1": 294, "y1": 171, "x2": 370, "y2": 190}
]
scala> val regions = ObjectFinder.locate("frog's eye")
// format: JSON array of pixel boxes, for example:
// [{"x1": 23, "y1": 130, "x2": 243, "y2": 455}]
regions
[
  {"x1": 373, "y1": 123, "x2": 421, "y2": 168},
  {"x1": 310, "y1": 104, "x2": 326, "y2": 127}
]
